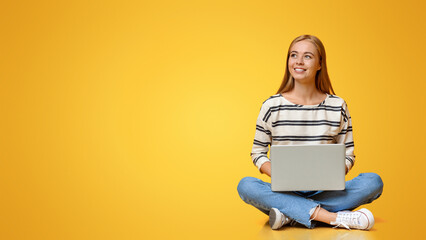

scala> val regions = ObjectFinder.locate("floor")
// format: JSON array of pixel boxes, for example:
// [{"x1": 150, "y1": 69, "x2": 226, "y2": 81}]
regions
[
  {"x1": 257, "y1": 220, "x2": 383, "y2": 240},
  {"x1": 231, "y1": 213, "x2": 416, "y2": 240}
]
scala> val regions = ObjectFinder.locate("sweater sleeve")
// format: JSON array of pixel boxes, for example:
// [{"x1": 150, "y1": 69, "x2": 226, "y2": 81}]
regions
[
  {"x1": 250, "y1": 102, "x2": 272, "y2": 171},
  {"x1": 335, "y1": 101, "x2": 356, "y2": 172}
]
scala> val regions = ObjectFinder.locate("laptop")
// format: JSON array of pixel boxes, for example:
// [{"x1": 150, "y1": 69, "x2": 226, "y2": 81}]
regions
[{"x1": 270, "y1": 144, "x2": 346, "y2": 191}]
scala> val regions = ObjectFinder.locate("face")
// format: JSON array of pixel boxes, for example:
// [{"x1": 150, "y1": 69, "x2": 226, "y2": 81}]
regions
[{"x1": 288, "y1": 40, "x2": 321, "y2": 83}]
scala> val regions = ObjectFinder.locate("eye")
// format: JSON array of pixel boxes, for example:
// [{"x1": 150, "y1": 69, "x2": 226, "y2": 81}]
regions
[
  {"x1": 304, "y1": 55, "x2": 312, "y2": 59},
  {"x1": 290, "y1": 53, "x2": 297, "y2": 58}
]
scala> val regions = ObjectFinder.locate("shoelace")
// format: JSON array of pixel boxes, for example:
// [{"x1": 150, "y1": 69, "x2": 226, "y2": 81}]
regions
[{"x1": 332, "y1": 211, "x2": 362, "y2": 230}]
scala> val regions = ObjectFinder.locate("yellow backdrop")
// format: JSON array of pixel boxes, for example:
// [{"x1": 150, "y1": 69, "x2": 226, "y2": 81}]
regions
[{"x1": 1, "y1": 0, "x2": 425, "y2": 239}]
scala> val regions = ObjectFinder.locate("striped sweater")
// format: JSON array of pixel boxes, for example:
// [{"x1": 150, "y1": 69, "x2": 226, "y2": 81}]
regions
[{"x1": 251, "y1": 93, "x2": 355, "y2": 172}]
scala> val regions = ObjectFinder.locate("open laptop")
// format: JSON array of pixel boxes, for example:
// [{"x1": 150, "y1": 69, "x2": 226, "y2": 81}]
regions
[{"x1": 270, "y1": 144, "x2": 345, "y2": 191}]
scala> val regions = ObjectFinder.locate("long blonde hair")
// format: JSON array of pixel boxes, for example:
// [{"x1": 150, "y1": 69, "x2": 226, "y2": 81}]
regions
[{"x1": 276, "y1": 35, "x2": 335, "y2": 95}]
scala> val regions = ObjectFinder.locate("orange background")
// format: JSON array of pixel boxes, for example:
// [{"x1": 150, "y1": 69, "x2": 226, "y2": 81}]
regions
[{"x1": 1, "y1": 0, "x2": 425, "y2": 239}]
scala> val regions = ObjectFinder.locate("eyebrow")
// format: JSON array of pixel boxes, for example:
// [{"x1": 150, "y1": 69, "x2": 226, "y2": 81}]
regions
[{"x1": 290, "y1": 51, "x2": 315, "y2": 55}]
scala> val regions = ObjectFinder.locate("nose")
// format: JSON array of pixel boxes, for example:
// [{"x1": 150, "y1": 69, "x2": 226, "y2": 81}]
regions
[{"x1": 296, "y1": 56, "x2": 304, "y2": 65}]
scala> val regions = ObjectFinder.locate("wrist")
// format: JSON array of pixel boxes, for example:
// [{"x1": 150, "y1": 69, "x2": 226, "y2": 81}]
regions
[{"x1": 260, "y1": 161, "x2": 271, "y2": 177}]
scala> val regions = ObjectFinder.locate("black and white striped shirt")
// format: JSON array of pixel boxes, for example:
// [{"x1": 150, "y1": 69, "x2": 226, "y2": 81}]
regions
[{"x1": 251, "y1": 93, "x2": 355, "y2": 172}]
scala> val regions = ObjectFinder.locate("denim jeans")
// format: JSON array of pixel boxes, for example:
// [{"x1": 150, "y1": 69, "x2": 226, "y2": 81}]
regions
[{"x1": 237, "y1": 173, "x2": 383, "y2": 228}]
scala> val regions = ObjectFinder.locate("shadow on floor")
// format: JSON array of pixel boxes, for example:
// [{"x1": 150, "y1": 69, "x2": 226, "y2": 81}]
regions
[{"x1": 258, "y1": 220, "x2": 378, "y2": 240}]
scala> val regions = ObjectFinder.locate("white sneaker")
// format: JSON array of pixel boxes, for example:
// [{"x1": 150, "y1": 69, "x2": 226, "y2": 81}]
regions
[
  {"x1": 269, "y1": 208, "x2": 292, "y2": 230},
  {"x1": 330, "y1": 208, "x2": 375, "y2": 230}
]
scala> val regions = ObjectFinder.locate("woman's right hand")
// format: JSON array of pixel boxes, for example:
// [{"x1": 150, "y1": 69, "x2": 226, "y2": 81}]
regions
[{"x1": 260, "y1": 161, "x2": 272, "y2": 177}]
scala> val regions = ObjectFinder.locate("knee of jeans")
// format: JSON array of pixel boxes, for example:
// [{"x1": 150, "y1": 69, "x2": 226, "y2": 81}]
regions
[
  {"x1": 237, "y1": 177, "x2": 258, "y2": 202},
  {"x1": 362, "y1": 172, "x2": 384, "y2": 197}
]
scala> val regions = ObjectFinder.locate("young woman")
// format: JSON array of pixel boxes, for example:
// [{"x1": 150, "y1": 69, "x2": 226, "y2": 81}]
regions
[{"x1": 237, "y1": 35, "x2": 383, "y2": 230}]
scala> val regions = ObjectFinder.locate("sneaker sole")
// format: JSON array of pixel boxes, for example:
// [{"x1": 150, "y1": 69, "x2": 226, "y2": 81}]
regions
[
  {"x1": 269, "y1": 208, "x2": 281, "y2": 230},
  {"x1": 358, "y1": 208, "x2": 375, "y2": 230}
]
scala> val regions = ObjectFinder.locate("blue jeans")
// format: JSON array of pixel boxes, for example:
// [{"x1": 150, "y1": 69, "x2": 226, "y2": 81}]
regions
[{"x1": 237, "y1": 173, "x2": 383, "y2": 228}]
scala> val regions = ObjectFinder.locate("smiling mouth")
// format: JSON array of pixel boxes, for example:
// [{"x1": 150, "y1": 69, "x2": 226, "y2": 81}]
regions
[{"x1": 294, "y1": 68, "x2": 306, "y2": 72}]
